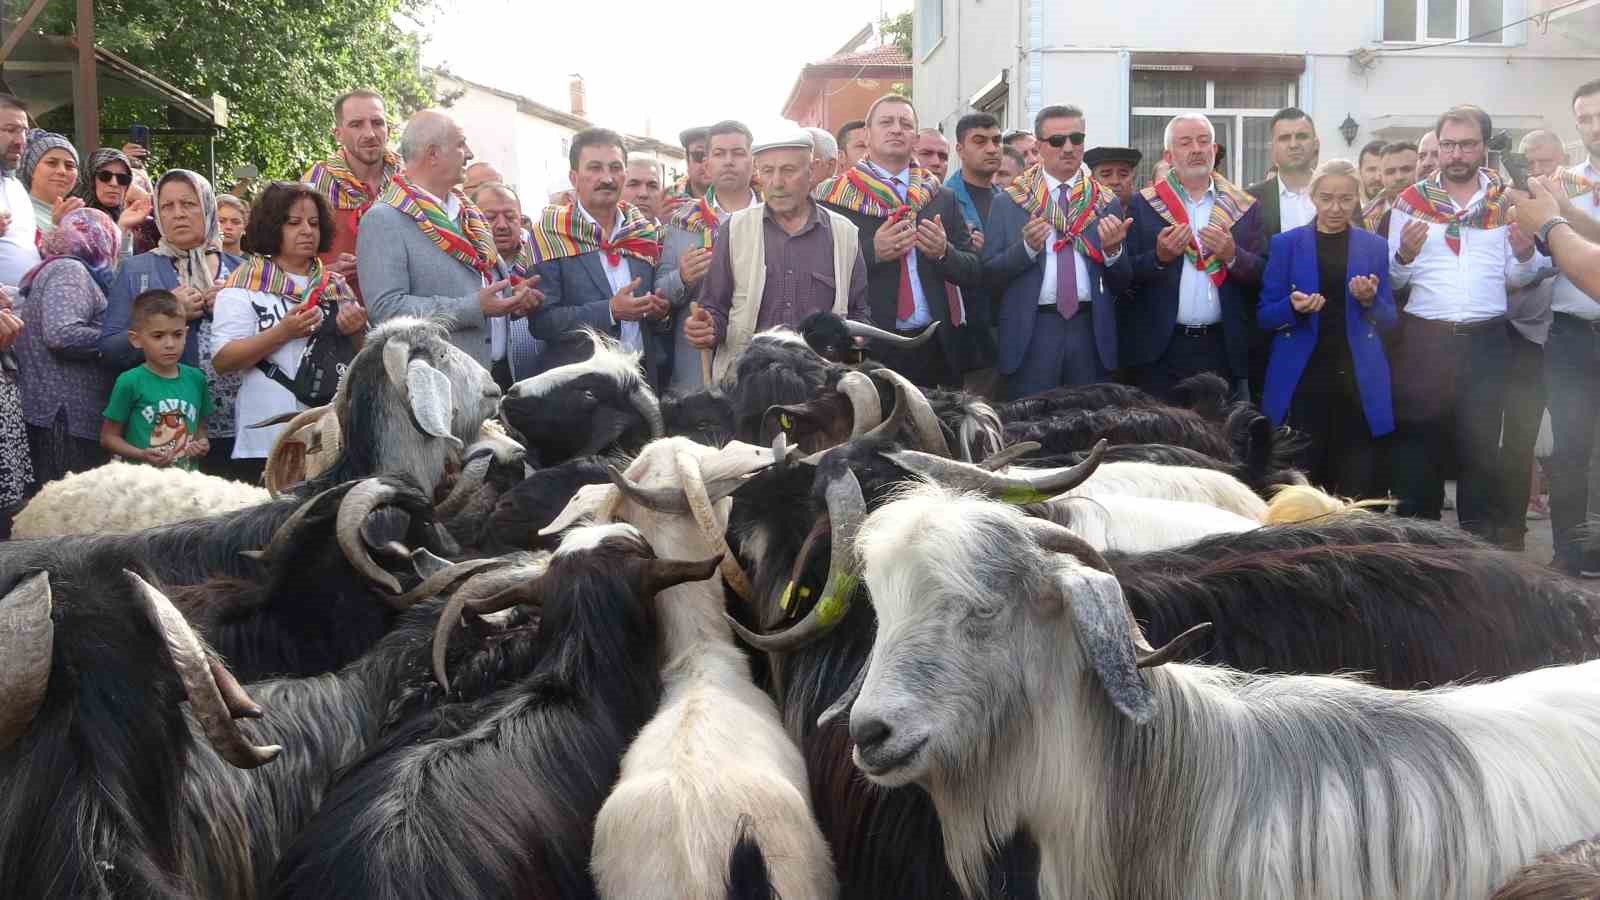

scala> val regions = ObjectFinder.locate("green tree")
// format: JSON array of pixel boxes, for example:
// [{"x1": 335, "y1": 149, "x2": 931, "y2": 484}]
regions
[
  {"x1": 39, "y1": 0, "x2": 438, "y2": 185},
  {"x1": 879, "y1": 11, "x2": 913, "y2": 99}
]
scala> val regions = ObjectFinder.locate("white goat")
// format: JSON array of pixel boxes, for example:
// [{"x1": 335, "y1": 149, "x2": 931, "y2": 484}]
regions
[
  {"x1": 12, "y1": 462, "x2": 269, "y2": 538},
  {"x1": 1062, "y1": 460, "x2": 1268, "y2": 521},
  {"x1": 1034, "y1": 493, "x2": 1258, "y2": 552},
  {"x1": 544, "y1": 437, "x2": 837, "y2": 899},
  {"x1": 843, "y1": 485, "x2": 1600, "y2": 900}
]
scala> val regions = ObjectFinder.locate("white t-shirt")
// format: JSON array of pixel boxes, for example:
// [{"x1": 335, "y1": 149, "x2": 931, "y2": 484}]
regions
[
  {"x1": 0, "y1": 175, "x2": 40, "y2": 286},
  {"x1": 212, "y1": 275, "x2": 311, "y2": 459}
]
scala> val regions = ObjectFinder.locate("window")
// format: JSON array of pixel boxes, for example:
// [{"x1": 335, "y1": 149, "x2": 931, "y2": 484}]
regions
[
  {"x1": 1128, "y1": 69, "x2": 1296, "y2": 187},
  {"x1": 1382, "y1": 0, "x2": 1505, "y2": 43},
  {"x1": 917, "y1": 0, "x2": 944, "y2": 56}
]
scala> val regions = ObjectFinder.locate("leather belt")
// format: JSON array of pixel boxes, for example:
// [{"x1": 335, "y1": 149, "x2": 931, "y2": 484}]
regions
[{"x1": 1175, "y1": 323, "x2": 1219, "y2": 336}]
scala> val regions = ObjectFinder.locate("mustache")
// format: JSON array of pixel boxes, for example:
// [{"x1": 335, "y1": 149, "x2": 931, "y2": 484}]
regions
[{"x1": 594, "y1": 182, "x2": 618, "y2": 191}]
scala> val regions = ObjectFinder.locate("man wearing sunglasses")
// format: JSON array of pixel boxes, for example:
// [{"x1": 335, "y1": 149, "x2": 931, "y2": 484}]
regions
[
  {"x1": 1123, "y1": 112, "x2": 1266, "y2": 402},
  {"x1": 662, "y1": 126, "x2": 712, "y2": 218},
  {"x1": 982, "y1": 104, "x2": 1132, "y2": 397}
]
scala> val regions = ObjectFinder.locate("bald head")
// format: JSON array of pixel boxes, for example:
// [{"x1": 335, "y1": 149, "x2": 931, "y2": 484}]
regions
[{"x1": 399, "y1": 109, "x2": 473, "y2": 193}]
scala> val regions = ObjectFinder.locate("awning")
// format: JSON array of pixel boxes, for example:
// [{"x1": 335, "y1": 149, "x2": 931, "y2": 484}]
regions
[{"x1": 0, "y1": 30, "x2": 225, "y2": 132}]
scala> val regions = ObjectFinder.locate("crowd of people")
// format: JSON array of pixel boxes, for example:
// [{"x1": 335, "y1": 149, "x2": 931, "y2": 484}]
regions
[{"x1": 0, "y1": 81, "x2": 1594, "y2": 574}]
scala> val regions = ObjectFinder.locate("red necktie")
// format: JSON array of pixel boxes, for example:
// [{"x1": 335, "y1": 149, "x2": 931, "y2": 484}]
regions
[
  {"x1": 896, "y1": 253, "x2": 916, "y2": 320},
  {"x1": 1055, "y1": 184, "x2": 1080, "y2": 319}
]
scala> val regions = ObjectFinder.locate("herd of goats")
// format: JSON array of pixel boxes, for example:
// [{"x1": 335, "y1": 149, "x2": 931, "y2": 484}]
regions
[{"x1": 3, "y1": 312, "x2": 1600, "y2": 899}]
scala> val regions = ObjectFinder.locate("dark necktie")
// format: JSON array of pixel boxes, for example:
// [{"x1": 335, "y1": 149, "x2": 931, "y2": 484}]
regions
[{"x1": 1056, "y1": 184, "x2": 1080, "y2": 319}]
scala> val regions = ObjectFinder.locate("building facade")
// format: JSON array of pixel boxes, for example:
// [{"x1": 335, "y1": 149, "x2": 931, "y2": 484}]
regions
[
  {"x1": 782, "y1": 25, "x2": 914, "y2": 135},
  {"x1": 913, "y1": 0, "x2": 1600, "y2": 185}
]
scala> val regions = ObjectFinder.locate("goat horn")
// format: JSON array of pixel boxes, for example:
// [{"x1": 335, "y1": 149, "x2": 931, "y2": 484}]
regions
[
  {"x1": 262, "y1": 405, "x2": 335, "y2": 496},
  {"x1": 1022, "y1": 517, "x2": 1114, "y2": 573},
  {"x1": 637, "y1": 554, "x2": 725, "y2": 599},
  {"x1": 383, "y1": 338, "x2": 412, "y2": 399},
  {"x1": 208, "y1": 657, "x2": 263, "y2": 719},
  {"x1": 817, "y1": 659, "x2": 868, "y2": 730},
  {"x1": 675, "y1": 448, "x2": 754, "y2": 602},
  {"x1": 725, "y1": 468, "x2": 865, "y2": 653},
  {"x1": 432, "y1": 562, "x2": 549, "y2": 691},
  {"x1": 252, "y1": 482, "x2": 353, "y2": 564},
  {"x1": 630, "y1": 383, "x2": 666, "y2": 439},
  {"x1": 125, "y1": 571, "x2": 281, "y2": 769},
  {"x1": 394, "y1": 558, "x2": 511, "y2": 610},
  {"x1": 336, "y1": 479, "x2": 405, "y2": 595},
  {"x1": 867, "y1": 368, "x2": 951, "y2": 457},
  {"x1": 1135, "y1": 622, "x2": 1213, "y2": 669},
  {"x1": 0, "y1": 572, "x2": 53, "y2": 752},
  {"x1": 435, "y1": 454, "x2": 492, "y2": 520},
  {"x1": 605, "y1": 465, "x2": 755, "y2": 516},
  {"x1": 860, "y1": 372, "x2": 913, "y2": 443},
  {"x1": 843, "y1": 318, "x2": 939, "y2": 349},
  {"x1": 778, "y1": 517, "x2": 829, "y2": 614},
  {"x1": 978, "y1": 441, "x2": 1042, "y2": 471},
  {"x1": 834, "y1": 370, "x2": 883, "y2": 437},
  {"x1": 885, "y1": 439, "x2": 1108, "y2": 504}
]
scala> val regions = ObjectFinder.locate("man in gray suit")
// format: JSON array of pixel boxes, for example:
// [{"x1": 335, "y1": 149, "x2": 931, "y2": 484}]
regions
[{"x1": 358, "y1": 108, "x2": 541, "y2": 367}]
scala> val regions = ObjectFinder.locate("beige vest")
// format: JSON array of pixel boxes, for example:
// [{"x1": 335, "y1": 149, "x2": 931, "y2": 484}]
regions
[{"x1": 712, "y1": 204, "x2": 858, "y2": 383}]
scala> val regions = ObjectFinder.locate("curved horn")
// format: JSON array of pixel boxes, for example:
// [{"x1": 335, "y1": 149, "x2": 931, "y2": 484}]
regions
[
  {"x1": 262, "y1": 406, "x2": 334, "y2": 496},
  {"x1": 605, "y1": 465, "x2": 757, "y2": 516},
  {"x1": 0, "y1": 572, "x2": 53, "y2": 752},
  {"x1": 435, "y1": 454, "x2": 492, "y2": 520},
  {"x1": 394, "y1": 558, "x2": 511, "y2": 610},
  {"x1": 432, "y1": 562, "x2": 549, "y2": 691},
  {"x1": 630, "y1": 383, "x2": 666, "y2": 439},
  {"x1": 834, "y1": 371, "x2": 883, "y2": 438},
  {"x1": 675, "y1": 448, "x2": 754, "y2": 602},
  {"x1": 383, "y1": 338, "x2": 412, "y2": 398},
  {"x1": 868, "y1": 368, "x2": 951, "y2": 457},
  {"x1": 336, "y1": 479, "x2": 406, "y2": 595},
  {"x1": 125, "y1": 571, "x2": 281, "y2": 768},
  {"x1": 978, "y1": 441, "x2": 1042, "y2": 471},
  {"x1": 208, "y1": 657, "x2": 263, "y2": 719},
  {"x1": 724, "y1": 468, "x2": 866, "y2": 653},
  {"x1": 885, "y1": 438, "x2": 1108, "y2": 504},
  {"x1": 635, "y1": 554, "x2": 724, "y2": 598},
  {"x1": 249, "y1": 482, "x2": 352, "y2": 564},
  {"x1": 844, "y1": 318, "x2": 940, "y2": 349},
  {"x1": 816, "y1": 659, "x2": 868, "y2": 730},
  {"x1": 860, "y1": 372, "x2": 913, "y2": 443}
]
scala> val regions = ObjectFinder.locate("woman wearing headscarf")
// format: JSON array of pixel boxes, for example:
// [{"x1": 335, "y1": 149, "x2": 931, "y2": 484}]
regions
[
  {"x1": 20, "y1": 130, "x2": 82, "y2": 239},
  {"x1": 69, "y1": 147, "x2": 154, "y2": 259},
  {"x1": 96, "y1": 169, "x2": 248, "y2": 479},
  {"x1": 13, "y1": 208, "x2": 121, "y2": 485}
]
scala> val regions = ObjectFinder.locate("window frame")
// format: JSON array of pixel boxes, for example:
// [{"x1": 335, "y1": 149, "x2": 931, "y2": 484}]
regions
[
  {"x1": 1128, "y1": 74, "x2": 1298, "y2": 185},
  {"x1": 917, "y1": 0, "x2": 945, "y2": 60},
  {"x1": 1380, "y1": 0, "x2": 1507, "y2": 46}
]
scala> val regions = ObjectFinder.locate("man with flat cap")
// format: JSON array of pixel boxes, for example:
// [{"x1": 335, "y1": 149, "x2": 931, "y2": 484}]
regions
[
  {"x1": 684, "y1": 131, "x2": 870, "y2": 383},
  {"x1": 1086, "y1": 146, "x2": 1142, "y2": 208}
]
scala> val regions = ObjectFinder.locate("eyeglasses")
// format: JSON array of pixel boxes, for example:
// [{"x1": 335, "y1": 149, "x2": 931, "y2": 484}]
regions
[
  {"x1": 1042, "y1": 132, "x2": 1087, "y2": 148},
  {"x1": 688, "y1": 150, "x2": 708, "y2": 163},
  {"x1": 1438, "y1": 139, "x2": 1482, "y2": 155},
  {"x1": 96, "y1": 170, "x2": 134, "y2": 186}
]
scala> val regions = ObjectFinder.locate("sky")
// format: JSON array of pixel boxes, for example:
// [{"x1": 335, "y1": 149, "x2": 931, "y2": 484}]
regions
[{"x1": 415, "y1": 0, "x2": 911, "y2": 143}]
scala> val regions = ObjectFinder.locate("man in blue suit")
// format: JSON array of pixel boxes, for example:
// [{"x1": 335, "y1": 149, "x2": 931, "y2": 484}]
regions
[
  {"x1": 982, "y1": 105, "x2": 1133, "y2": 398},
  {"x1": 530, "y1": 127, "x2": 670, "y2": 388},
  {"x1": 1124, "y1": 113, "x2": 1265, "y2": 402}
]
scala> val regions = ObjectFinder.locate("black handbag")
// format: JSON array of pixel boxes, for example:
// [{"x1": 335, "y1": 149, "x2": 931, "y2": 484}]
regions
[{"x1": 257, "y1": 299, "x2": 357, "y2": 406}]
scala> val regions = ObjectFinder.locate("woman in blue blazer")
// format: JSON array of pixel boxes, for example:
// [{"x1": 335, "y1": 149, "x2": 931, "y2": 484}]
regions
[{"x1": 1258, "y1": 159, "x2": 1397, "y2": 499}]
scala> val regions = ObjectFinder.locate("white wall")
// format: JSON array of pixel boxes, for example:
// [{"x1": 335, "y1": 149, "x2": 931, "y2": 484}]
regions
[{"x1": 439, "y1": 77, "x2": 575, "y2": 208}]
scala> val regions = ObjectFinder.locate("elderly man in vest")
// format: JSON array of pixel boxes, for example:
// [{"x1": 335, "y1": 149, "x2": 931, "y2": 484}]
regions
[{"x1": 684, "y1": 131, "x2": 869, "y2": 383}]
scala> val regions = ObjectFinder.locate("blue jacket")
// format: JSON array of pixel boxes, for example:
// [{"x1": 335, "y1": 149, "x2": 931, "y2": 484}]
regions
[
  {"x1": 98, "y1": 250, "x2": 244, "y2": 372},
  {"x1": 981, "y1": 192, "x2": 1132, "y2": 376},
  {"x1": 1257, "y1": 224, "x2": 1397, "y2": 436},
  {"x1": 529, "y1": 252, "x2": 666, "y2": 388}
]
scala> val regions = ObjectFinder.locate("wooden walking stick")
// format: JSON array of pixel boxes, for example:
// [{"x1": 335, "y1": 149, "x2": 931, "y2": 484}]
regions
[{"x1": 691, "y1": 301, "x2": 713, "y2": 384}]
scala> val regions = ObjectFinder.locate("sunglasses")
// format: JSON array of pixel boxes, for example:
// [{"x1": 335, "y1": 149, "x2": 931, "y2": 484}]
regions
[
  {"x1": 96, "y1": 170, "x2": 134, "y2": 186},
  {"x1": 1042, "y1": 132, "x2": 1087, "y2": 148}
]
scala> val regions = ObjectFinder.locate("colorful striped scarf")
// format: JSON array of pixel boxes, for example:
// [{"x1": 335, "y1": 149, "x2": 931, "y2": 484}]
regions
[
  {"x1": 1361, "y1": 196, "x2": 1391, "y2": 233},
  {"x1": 1391, "y1": 169, "x2": 1511, "y2": 255},
  {"x1": 817, "y1": 160, "x2": 940, "y2": 222},
  {"x1": 667, "y1": 185, "x2": 761, "y2": 249},
  {"x1": 302, "y1": 148, "x2": 402, "y2": 211},
  {"x1": 1139, "y1": 170, "x2": 1256, "y2": 286},
  {"x1": 377, "y1": 176, "x2": 498, "y2": 275},
  {"x1": 222, "y1": 255, "x2": 356, "y2": 311},
  {"x1": 662, "y1": 176, "x2": 698, "y2": 217},
  {"x1": 532, "y1": 202, "x2": 661, "y2": 266},
  {"x1": 1554, "y1": 165, "x2": 1598, "y2": 203},
  {"x1": 1003, "y1": 164, "x2": 1110, "y2": 263},
  {"x1": 503, "y1": 238, "x2": 536, "y2": 278}
]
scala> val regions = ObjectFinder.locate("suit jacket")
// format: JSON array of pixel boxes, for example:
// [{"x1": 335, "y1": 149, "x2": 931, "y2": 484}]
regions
[
  {"x1": 528, "y1": 252, "x2": 667, "y2": 388},
  {"x1": 358, "y1": 203, "x2": 495, "y2": 367},
  {"x1": 1246, "y1": 176, "x2": 1284, "y2": 244},
  {"x1": 1257, "y1": 225, "x2": 1398, "y2": 436},
  {"x1": 982, "y1": 193, "x2": 1132, "y2": 375},
  {"x1": 1124, "y1": 189, "x2": 1266, "y2": 380},
  {"x1": 822, "y1": 188, "x2": 994, "y2": 373}
]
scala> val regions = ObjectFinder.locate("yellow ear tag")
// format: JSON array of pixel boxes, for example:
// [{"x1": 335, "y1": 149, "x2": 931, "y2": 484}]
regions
[
  {"x1": 780, "y1": 414, "x2": 792, "y2": 430},
  {"x1": 798, "y1": 586, "x2": 812, "y2": 599},
  {"x1": 780, "y1": 581, "x2": 796, "y2": 612}
]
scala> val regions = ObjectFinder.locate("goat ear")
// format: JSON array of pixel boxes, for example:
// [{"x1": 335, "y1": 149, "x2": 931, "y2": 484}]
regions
[
  {"x1": 406, "y1": 359, "x2": 463, "y2": 448},
  {"x1": 539, "y1": 483, "x2": 614, "y2": 537},
  {"x1": 1055, "y1": 564, "x2": 1156, "y2": 725}
]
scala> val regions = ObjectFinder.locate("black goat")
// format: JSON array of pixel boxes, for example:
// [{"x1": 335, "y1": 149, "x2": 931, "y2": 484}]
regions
[
  {"x1": 1107, "y1": 520, "x2": 1600, "y2": 689},
  {"x1": 995, "y1": 373, "x2": 1228, "y2": 423},
  {"x1": 475, "y1": 456, "x2": 612, "y2": 554},
  {"x1": 726, "y1": 330, "x2": 835, "y2": 442},
  {"x1": 663, "y1": 387, "x2": 738, "y2": 447},
  {"x1": 269, "y1": 525, "x2": 718, "y2": 900},
  {"x1": 1004, "y1": 404, "x2": 1238, "y2": 461},
  {"x1": 499, "y1": 329, "x2": 664, "y2": 466}
]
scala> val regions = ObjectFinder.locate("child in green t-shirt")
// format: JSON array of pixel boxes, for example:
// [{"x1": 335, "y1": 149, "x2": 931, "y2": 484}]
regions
[{"x1": 100, "y1": 289, "x2": 213, "y2": 470}]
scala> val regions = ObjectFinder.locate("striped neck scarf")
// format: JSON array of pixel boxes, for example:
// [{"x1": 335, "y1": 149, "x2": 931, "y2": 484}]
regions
[
  {"x1": 303, "y1": 148, "x2": 403, "y2": 211},
  {"x1": 1391, "y1": 169, "x2": 1511, "y2": 255},
  {"x1": 378, "y1": 176, "x2": 498, "y2": 275},
  {"x1": 223, "y1": 255, "x2": 355, "y2": 311},
  {"x1": 818, "y1": 160, "x2": 940, "y2": 222},
  {"x1": 1361, "y1": 195, "x2": 1391, "y2": 232},
  {"x1": 668, "y1": 185, "x2": 758, "y2": 248},
  {"x1": 1140, "y1": 169, "x2": 1256, "y2": 286},
  {"x1": 1554, "y1": 165, "x2": 1598, "y2": 203},
  {"x1": 1004, "y1": 164, "x2": 1110, "y2": 263},
  {"x1": 502, "y1": 238, "x2": 536, "y2": 278},
  {"x1": 662, "y1": 176, "x2": 700, "y2": 217},
  {"x1": 532, "y1": 201, "x2": 661, "y2": 266}
]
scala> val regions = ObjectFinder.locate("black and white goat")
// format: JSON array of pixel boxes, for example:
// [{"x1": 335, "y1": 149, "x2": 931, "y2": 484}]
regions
[
  {"x1": 268, "y1": 524, "x2": 719, "y2": 900},
  {"x1": 499, "y1": 328, "x2": 664, "y2": 466},
  {"x1": 844, "y1": 487, "x2": 1600, "y2": 900}
]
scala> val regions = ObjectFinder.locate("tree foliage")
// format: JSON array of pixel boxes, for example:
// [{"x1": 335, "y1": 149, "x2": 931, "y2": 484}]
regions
[
  {"x1": 39, "y1": 0, "x2": 438, "y2": 184},
  {"x1": 880, "y1": 11, "x2": 912, "y2": 60}
]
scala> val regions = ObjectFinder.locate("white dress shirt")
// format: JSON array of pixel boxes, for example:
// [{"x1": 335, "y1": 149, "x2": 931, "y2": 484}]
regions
[
  {"x1": 1170, "y1": 180, "x2": 1222, "y2": 326},
  {"x1": 412, "y1": 181, "x2": 462, "y2": 222},
  {"x1": 1024, "y1": 170, "x2": 1122, "y2": 306},
  {"x1": 867, "y1": 161, "x2": 933, "y2": 331},
  {"x1": 1387, "y1": 172, "x2": 1544, "y2": 323},
  {"x1": 1551, "y1": 159, "x2": 1600, "y2": 320},
  {"x1": 1278, "y1": 178, "x2": 1315, "y2": 233},
  {"x1": 577, "y1": 202, "x2": 643, "y2": 352},
  {"x1": 0, "y1": 174, "x2": 40, "y2": 286}
]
